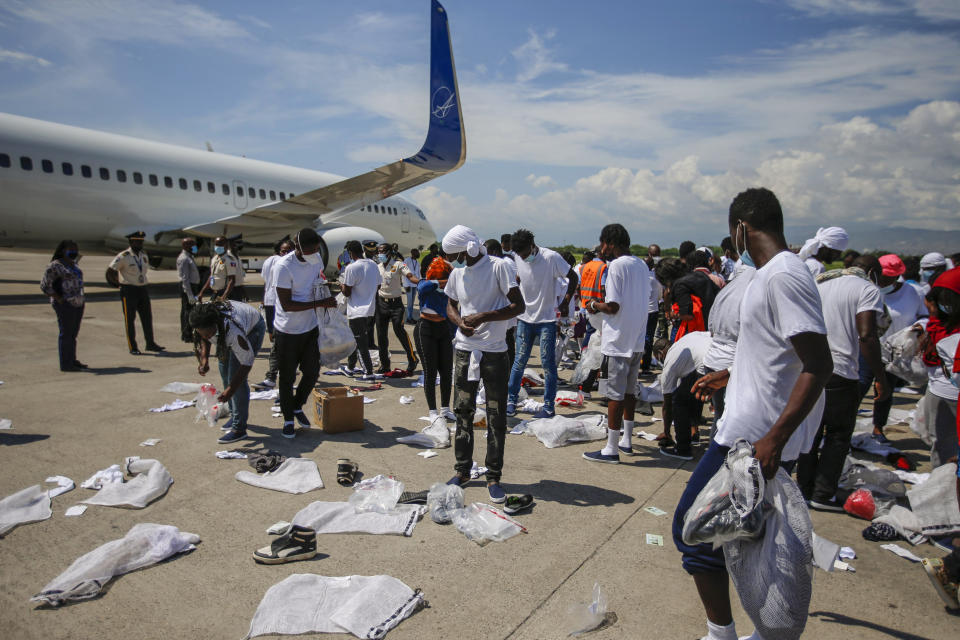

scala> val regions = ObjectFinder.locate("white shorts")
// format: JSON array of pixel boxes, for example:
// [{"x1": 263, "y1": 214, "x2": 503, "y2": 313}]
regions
[{"x1": 604, "y1": 352, "x2": 642, "y2": 401}]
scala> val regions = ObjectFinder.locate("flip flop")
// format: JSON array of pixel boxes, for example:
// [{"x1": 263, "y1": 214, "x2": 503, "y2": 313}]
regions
[{"x1": 336, "y1": 459, "x2": 358, "y2": 486}]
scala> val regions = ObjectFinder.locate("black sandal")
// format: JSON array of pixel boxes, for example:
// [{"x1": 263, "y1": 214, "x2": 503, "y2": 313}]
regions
[{"x1": 336, "y1": 459, "x2": 358, "y2": 486}]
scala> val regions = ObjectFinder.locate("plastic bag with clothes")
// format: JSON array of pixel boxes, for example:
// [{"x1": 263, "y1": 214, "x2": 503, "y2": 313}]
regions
[
  {"x1": 426, "y1": 482, "x2": 464, "y2": 524},
  {"x1": 571, "y1": 339, "x2": 603, "y2": 386},
  {"x1": 451, "y1": 502, "x2": 524, "y2": 545},
  {"x1": 881, "y1": 325, "x2": 927, "y2": 386},
  {"x1": 317, "y1": 308, "x2": 357, "y2": 367},
  {"x1": 194, "y1": 384, "x2": 221, "y2": 427},
  {"x1": 348, "y1": 475, "x2": 404, "y2": 515},
  {"x1": 682, "y1": 441, "x2": 766, "y2": 547},
  {"x1": 526, "y1": 414, "x2": 606, "y2": 449}
]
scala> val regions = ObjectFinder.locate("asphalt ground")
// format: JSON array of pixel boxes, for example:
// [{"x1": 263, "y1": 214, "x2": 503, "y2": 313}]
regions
[{"x1": 0, "y1": 248, "x2": 956, "y2": 639}]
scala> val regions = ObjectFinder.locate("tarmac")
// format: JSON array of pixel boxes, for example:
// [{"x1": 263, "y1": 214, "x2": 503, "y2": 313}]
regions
[{"x1": 0, "y1": 247, "x2": 956, "y2": 640}]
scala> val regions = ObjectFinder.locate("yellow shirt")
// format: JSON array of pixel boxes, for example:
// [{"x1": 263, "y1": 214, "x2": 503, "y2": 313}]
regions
[
  {"x1": 109, "y1": 249, "x2": 149, "y2": 286},
  {"x1": 377, "y1": 259, "x2": 412, "y2": 298},
  {"x1": 209, "y1": 253, "x2": 238, "y2": 291},
  {"x1": 227, "y1": 251, "x2": 245, "y2": 285}
]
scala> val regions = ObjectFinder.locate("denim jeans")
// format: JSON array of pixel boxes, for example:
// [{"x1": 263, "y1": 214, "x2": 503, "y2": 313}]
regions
[
  {"x1": 507, "y1": 320, "x2": 558, "y2": 412},
  {"x1": 453, "y1": 349, "x2": 509, "y2": 482},
  {"x1": 405, "y1": 287, "x2": 417, "y2": 321},
  {"x1": 672, "y1": 440, "x2": 730, "y2": 574},
  {"x1": 218, "y1": 316, "x2": 266, "y2": 431},
  {"x1": 796, "y1": 375, "x2": 860, "y2": 502}
]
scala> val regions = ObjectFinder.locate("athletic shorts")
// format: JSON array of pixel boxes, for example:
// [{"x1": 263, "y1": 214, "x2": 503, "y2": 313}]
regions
[{"x1": 604, "y1": 352, "x2": 642, "y2": 401}]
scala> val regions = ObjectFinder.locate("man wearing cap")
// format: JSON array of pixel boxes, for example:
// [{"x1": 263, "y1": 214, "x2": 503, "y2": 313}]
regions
[
  {"x1": 798, "y1": 226, "x2": 849, "y2": 276},
  {"x1": 197, "y1": 236, "x2": 237, "y2": 302},
  {"x1": 106, "y1": 231, "x2": 164, "y2": 355},
  {"x1": 920, "y1": 252, "x2": 948, "y2": 295},
  {"x1": 176, "y1": 237, "x2": 200, "y2": 343}
]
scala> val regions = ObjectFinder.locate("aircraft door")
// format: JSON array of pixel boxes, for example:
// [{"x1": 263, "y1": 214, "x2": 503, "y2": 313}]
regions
[
  {"x1": 233, "y1": 180, "x2": 248, "y2": 210},
  {"x1": 401, "y1": 207, "x2": 410, "y2": 233}
]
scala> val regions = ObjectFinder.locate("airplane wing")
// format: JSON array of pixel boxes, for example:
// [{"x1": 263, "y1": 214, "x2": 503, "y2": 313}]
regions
[{"x1": 184, "y1": 0, "x2": 464, "y2": 239}]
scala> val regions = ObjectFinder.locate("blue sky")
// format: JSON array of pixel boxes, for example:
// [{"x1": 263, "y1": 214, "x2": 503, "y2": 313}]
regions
[{"x1": 1, "y1": 0, "x2": 959, "y2": 249}]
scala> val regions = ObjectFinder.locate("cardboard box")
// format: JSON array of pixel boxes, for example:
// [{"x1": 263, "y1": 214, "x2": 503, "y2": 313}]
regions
[{"x1": 312, "y1": 387, "x2": 364, "y2": 433}]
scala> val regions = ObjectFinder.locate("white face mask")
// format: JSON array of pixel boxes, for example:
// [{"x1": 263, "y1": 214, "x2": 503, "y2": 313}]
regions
[{"x1": 302, "y1": 251, "x2": 321, "y2": 265}]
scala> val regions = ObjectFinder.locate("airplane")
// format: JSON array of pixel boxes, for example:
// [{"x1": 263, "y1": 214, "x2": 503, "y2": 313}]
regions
[{"x1": 0, "y1": 0, "x2": 464, "y2": 278}]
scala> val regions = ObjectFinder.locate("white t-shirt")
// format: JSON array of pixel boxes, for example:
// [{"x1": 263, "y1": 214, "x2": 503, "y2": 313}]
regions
[
  {"x1": 804, "y1": 257, "x2": 825, "y2": 276},
  {"x1": 513, "y1": 247, "x2": 571, "y2": 324},
  {"x1": 883, "y1": 283, "x2": 928, "y2": 337},
  {"x1": 341, "y1": 259, "x2": 380, "y2": 319},
  {"x1": 261, "y1": 254, "x2": 279, "y2": 306},
  {"x1": 402, "y1": 257, "x2": 421, "y2": 287},
  {"x1": 928, "y1": 333, "x2": 960, "y2": 399},
  {"x1": 660, "y1": 331, "x2": 712, "y2": 394},
  {"x1": 444, "y1": 255, "x2": 516, "y2": 352},
  {"x1": 819, "y1": 275, "x2": 884, "y2": 380},
  {"x1": 222, "y1": 301, "x2": 263, "y2": 367},
  {"x1": 703, "y1": 265, "x2": 756, "y2": 373},
  {"x1": 648, "y1": 274, "x2": 663, "y2": 314},
  {"x1": 715, "y1": 251, "x2": 827, "y2": 462},
  {"x1": 273, "y1": 252, "x2": 326, "y2": 335},
  {"x1": 600, "y1": 255, "x2": 650, "y2": 358}
]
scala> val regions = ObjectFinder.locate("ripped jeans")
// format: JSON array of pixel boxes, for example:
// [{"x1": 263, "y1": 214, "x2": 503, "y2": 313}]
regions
[{"x1": 453, "y1": 349, "x2": 509, "y2": 483}]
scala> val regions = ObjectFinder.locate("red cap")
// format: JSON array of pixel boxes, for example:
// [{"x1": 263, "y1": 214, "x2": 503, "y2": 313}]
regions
[
  {"x1": 932, "y1": 266, "x2": 960, "y2": 295},
  {"x1": 879, "y1": 254, "x2": 905, "y2": 277}
]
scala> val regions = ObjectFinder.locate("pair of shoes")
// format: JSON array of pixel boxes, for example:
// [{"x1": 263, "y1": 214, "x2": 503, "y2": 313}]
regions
[
  {"x1": 503, "y1": 494, "x2": 535, "y2": 515},
  {"x1": 531, "y1": 408, "x2": 556, "y2": 419},
  {"x1": 398, "y1": 490, "x2": 429, "y2": 504},
  {"x1": 252, "y1": 379, "x2": 276, "y2": 390},
  {"x1": 505, "y1": 401, "x2": 517, "y2": 417},
  {"x1": 281, "y1": 421, "x2": 295, "y2": 439},
  {"x1": 73, "y1": 360, "x2": 88, "y2": 369},
  {"x1": 487, "y1": 482, "x2": 506, "y2": 504},
  {"x1": 129, "y1": 348, "x2": 142, "y2": 355},
  {"x1": 253, "y1": 525, "x2": 317, "y2": 564},
  {"x1": 337, "y1": 459, "x2": 358, "y2": 486},
  {"x1": 921, "y1": 557, "x2": 960, "y2": 610},
  {"x1": 660, "y1": 446, "x2": 693, "y2": 461},
  {"x1": 446, "y1": 474, "x2": 469, "y2": 486},
  {"x1": 583, "y1": 450, "x2": 620, "y2": 464},
  {"x1": 218, "y1": 428, "x2": 247, "y2": 444},
  {"x1": 220, "y1": 420, "x2": 234, "y2": 431},
  {"x1": 144, "y1": 343, "x2": 165, "y2": 352},
  {"x1": 809, "y1": 497, "x2": 845, "y2": 512},
  {"x1": 293, "y1": 409, "x2": 311, "y2": 428}
]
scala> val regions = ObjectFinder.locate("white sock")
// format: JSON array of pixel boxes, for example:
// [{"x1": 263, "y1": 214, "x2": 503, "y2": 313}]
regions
[
  {"x1": 738, "y1": 631, "x2": 764, "y2": 640},
  {"x1": 429, "y1": 409, "x2": 438, "y2": 419},
  {"x1": 704, "y1": 620, "x2": 737, "y2": 640},
  {"x1": 601, "y1": 428, "x2": 620, "y2": 455},
  {"x1": 620, "y1": 420, "x2": 634, "y2": 447}
]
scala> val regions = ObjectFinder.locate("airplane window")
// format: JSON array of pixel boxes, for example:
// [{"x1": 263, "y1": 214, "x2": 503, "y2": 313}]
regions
[
  {"x1": 374, "y1": 205, "x2": 380, "y2": 213},
  {"x1": 81, "y1": 165, "x2": 92, "y2": 178},
  {"x1": 193, "y1": 179, "x2": 201, "y2": 192},
  {"x1": 149, "y1": 174, "x2": 158, "y2": 186},
  {"x1": 164, "y1": 176, "x2": 173, "y2": 188},
  {"x1": 289, "y1": 192, "x2": 295, "y2": 197},
  {"x1": 61, "y1": 162, "x2": 73, "y2": 176},
  {"x1": 42, "y1": 159, "x2": 53, "y2": 173},
  {"x1": 222, "y1": 184, "x2": 229, "y2": 195},
  {"x1": 133, "y1": 172, "x2": 143, "y2": 184},
  {"x1": 259, "y1": 188, "x2": 266, "y2": 199},
  {"x1": 117, "y1": 170, "x2": 127, "y2": 182},
  {"x1": 100, "y1": 167, "x2": 110, "y2": 180},
  {"x1": 20, "y1": 156, "x2": 33, "y2": 171},
  {"x1": 279, "y1": 192, "x2": 286, "y2": 200},
  {"x1": 207, "y1": 181, "x2": 215, "y2": 194},
  {"x1": 248, "y1": 187, "x2": 255, "y2": 198},
  {"x1": 269, "y1": 190, "x2": 276, "y2": 200},
  {"x1": 0, "y1": 153, "x2": 9, "y2": 168},
  {"x1": 178, "y1": 178, "x2": 187, "y2": 190},
  {"x1": 236, "y1": 185, "x2": 243, "y2": 196}
]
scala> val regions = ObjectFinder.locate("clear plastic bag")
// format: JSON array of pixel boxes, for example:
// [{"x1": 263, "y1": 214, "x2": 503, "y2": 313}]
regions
[
  {"x1": 160, "y1": 382, "x2": 203, "y2": 394},
  {"x1": 317, "y1": 308, "x2": 357, "y2": 367},
  {"x1": 427, "y1": 482, "x2": 464, "y2": 524},
  {"x1": 555, "y1": 390, "x2": 584, "y2": 407},
  {"x1": 565, "y1": 582, "x2": 607, "y2": 636},
  {"x1": 682, "y1": 440, "x2": 766, "y2": 547},
  {"x1": 526, "y1": 414, "x2": 606, "y2": 448},
  {"x1": 881, "y1": 326, "x2": 927, "y2": 386},
  {"x1": 194, "y1": 384, "x2": 221, "y2": 427},
  {"x1": 571, "y1": 339, "x2": 603, "y2": 385},
  {"x1": 348, "y1": 474, "x2": 404, "y2": 515},
  {"x1": 451, "y1": 502, "x2": 524, "y2": 545}
]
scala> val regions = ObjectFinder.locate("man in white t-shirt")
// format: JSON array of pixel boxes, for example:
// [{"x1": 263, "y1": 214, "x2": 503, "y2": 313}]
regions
[
  {"x1": 677, "y1": 188, "x2": 833, "y2": 640},
  {"x1": 403, "y1": 248, "x2": 421, "y2": 323},
  {"x1": 505, "y1": 229, "x2": 579, "y2": 419},
  {"x1": 581, "y1": 224, "x2": 651, "y2": 464},
  {"x1": 273, "y1": 228, "x2": 338, "y2": 438},
  {"x1": 797, "y1": 255, "x2": 888, "y2": 511},
  {"x1": 654, "y1": 331, "x2": 712, "y2": 460},
  {"x1": 798, "y1": 226, "x2": 848, "y2": 277},
  {"x1": 340, "y1": 240, "x2": 381, "y2": 379},
  {"x1": 254, "y1": 238, "x2": 293, "y2": 390},
  {"x1": 441, "y1": 225, "x2": 524, "y2": 504}
]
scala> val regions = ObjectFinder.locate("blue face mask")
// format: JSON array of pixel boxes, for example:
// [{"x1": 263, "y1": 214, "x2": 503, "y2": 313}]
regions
[
  {"x1": 452, "y1": 259, "x2": 466, "y2": 269},
  {"x1": 214, "y1": 246, "x2": 226, "y2": 255},
  {"x1": 878, "y1": 284, "x2": 895, "y2": 295},
  {"x1": 940, "y1": 303, "x2": 954, "y2": 316},
  {"x1": 378, "y1": 254, "x2": 388, "y2": 264},
  {"x1": 921, "y1": 269, "x2": 935, "y2": 282},
  {"x1": 523, "y1": 249, "x2": 537, "y2": 264},
  {"x1": 735, "y1": 222, "x2": 755, "y2": 268},
  {"x1": 65, "y1": 250, "x2": 78, "y2": 260},
  {"x1": 190, "y1": 245, "x2": 198, "y2": 255}
]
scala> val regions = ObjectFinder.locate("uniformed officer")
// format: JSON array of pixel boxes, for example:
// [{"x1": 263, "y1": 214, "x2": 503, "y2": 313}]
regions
[
  {"x1": 177, "y1": 237, "x2": 201, "y2": 342},
  {"x1": 106, "y1": 231, "x2": 165, "y2": 355},
  {"x1": 197, "y1": 236, "x2": 239, "y2": 302},
  {"x1": 375, "y1": 242, "x2": 419, "y2": 372},
  {"x1": 227, "y1": 235, "x2": 247, "y2": 301}
]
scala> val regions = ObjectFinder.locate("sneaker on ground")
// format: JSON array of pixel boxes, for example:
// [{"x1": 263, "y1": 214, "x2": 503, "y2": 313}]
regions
[
  {"x1": 808, "y1": 498, "x2": 845, "y2": 512},
  {"x1": 218, "y1": 429, "x2": 247, "y2": 444},
  {"x1": 531, "y1": 408, "x2": 556, "y2": 419},
  {"x1": 397, "y1": 490, "x2": 429, "y2": 504},
  {"x1": 487, "y1": 483, "x2": 506, "y2": 504},
  {"x1": 446, "y1": 475, "x2": 468, "y2": 486},
  {"x1": 359, "y1": 373, "x2": 384, "y2": 381},
  {"x1": 144, "y1": 343, "x2": 165, "y2": 352},
  {"x1": 582, "y1": 450, "x2": 620, "y2": 464},
  {"x1": 660, "y1": 446, "x2": 693, "y2": 461},
  {"x1": 503, "y1": 494, "x2": 534, "y2": 515},
  {"x1": 441, "y1": 408, "x2": 456, "y2": 421},
  {"x1": 220, "y1": 420, "x2": 234, "y2": 431},
  {"x1": 618, "y1": 445, "x2": 635, "y2": 456},
  {"x1": 293, "y1": 410, "x2": 311, "y2": 428},
  {"x1": 252, "y1": 379, "x2": 276, "y2": 390},
  {"x1": 921, "y1": 557, "x2": 960, "y2": 610},
  {"x1": 338, "y1": 364, "x2": 354, "y2": 376},
  {"x1": 253, "y1": 525, "x2": 318, "y2": 564},
  {"x1": 505, "y1": 401, "x2": 516, "y2": 417},
  {"x1": 872, "y1": 431, "x2": 891, "y2": 445},
  {"x1": 282, "y1": 421, "x2": 295, "y2": 439}
]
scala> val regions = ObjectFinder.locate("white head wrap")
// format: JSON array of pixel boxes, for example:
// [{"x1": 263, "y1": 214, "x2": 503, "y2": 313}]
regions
[
  {"x1": 798, "y1": 226, "x2": 849, "y2": 261},
  {"x1": 441, "y1": 224, "x2": 486, "y2": 259},
  {"x1": 695, "y1": 246, "x2": 713, "y2": 258},
  {"x1": 920, "y1": 252, "x2": 946, "y2": 269}
]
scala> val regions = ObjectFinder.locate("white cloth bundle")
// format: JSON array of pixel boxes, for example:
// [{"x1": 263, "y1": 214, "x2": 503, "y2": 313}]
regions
[
  {"x1": 83, "y1": 458, "x2": 172, "y2": 509},
  {"x1": 246, "y1": 574, "x2": 424, "y2": 639},
  {"x1": 441, "y1": 224, "x2": 485, "y2": 258},
  {"x1": 798, "y1": 226, "x2": 849, "y2": 260},
  {"x1": 235, "y1": 458, "x2": 324, "y2": 494},
  {"x1": 290, "y1": 501, "x2": 425, "y2": 537},
  {"x1": 32, "y1": 523, "x2": 198, "y2": 606},
  {"x1": 525, "y1": 414, "x2": 607, "y2": 448},
  {"x1": 0, "y1": 485, "x2": 51, "y2": 537}
]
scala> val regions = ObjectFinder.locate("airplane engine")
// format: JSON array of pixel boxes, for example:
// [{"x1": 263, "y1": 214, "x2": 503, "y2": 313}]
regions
[{"x1": 318, "y1": 225, "x2": 384, "y2": 277}]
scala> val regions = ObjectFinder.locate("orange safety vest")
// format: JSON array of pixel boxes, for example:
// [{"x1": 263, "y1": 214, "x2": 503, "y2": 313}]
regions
[
  {"x1": 579, "y1": 260, "x2": 607, "y2": 308},
  {"x1": 672, "y1": 295, "x2": 705, "y2": 341}
]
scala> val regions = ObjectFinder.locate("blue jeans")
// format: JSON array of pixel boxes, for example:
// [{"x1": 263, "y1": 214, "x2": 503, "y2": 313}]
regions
[
  {"x1": 219, "y1": 317, "x2": 266, "y2": 431},
  {"x1": 672, "y1": 441, "x2": 730, "y2": 574},
  {"x1": 507, "y1": 320, "x2": 558, "y2": 412}
]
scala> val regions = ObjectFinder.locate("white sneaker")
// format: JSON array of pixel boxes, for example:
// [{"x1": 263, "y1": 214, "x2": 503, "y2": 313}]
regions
[
  {"x1": 253, "y1": 379, "x2": 276, "y2": 390},
  {"x1": 441, "y1": 407, "x2": 456, "y2": 421}
]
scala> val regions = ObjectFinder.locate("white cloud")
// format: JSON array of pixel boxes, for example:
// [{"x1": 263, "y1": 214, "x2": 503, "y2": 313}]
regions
[
  {"x1": 786, "y1": 0, "x2": 960, "y2": 21},
  {"x1": 0, "y1": 48, "x2": 50, "y2": 67},
  {"x1": 511, "y1": 29, "x2": 568, "y2": 82},
  {"x1": 525, "y1": 174, "x2": 556, "y2": 188}
]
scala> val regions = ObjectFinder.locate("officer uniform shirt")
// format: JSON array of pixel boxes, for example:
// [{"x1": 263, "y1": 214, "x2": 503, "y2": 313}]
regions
[
  {"x1": 109, "y1": 248, "x2": 150, "y2": 286},
  {"x1": 176, "y1": 250, "x2": 200, "y2": 288},
  {"x1": 209, "y1": 253, "x2": 239, "y2": 291},
  {"x1": 378, "y1": 259, "x2": 412, "y2": 299},
  {"x1": 227, "y1": 250, "x2": 245, "y2": 286}
]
